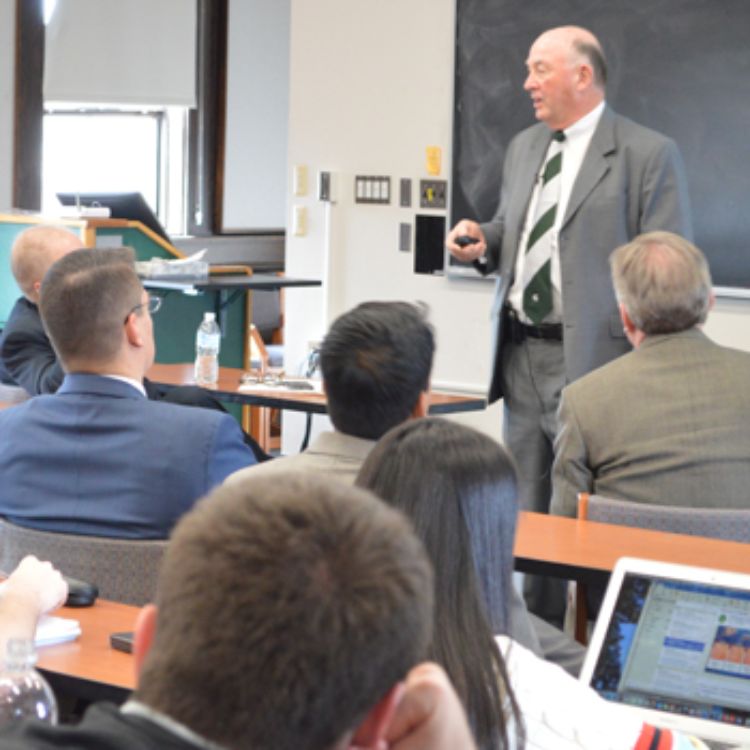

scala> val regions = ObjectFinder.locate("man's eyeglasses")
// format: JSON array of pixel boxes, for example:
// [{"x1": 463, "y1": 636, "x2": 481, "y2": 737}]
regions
[{"x1": 124, "y1": 294, "x2": 162, "y2": 324}]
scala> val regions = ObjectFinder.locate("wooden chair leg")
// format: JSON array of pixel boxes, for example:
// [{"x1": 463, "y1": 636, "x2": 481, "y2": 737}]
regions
[{"x1": 246, "y1": 405, "x2": 271, "y2": 453}]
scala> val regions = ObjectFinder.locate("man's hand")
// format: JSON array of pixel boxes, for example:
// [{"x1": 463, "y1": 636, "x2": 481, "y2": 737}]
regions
[
  {"x1": 445, "y1": 220, "x2": 487, "y2": 262},
  {"x1": 385, "y1": 663, "x2": 477, "y2": 750}
]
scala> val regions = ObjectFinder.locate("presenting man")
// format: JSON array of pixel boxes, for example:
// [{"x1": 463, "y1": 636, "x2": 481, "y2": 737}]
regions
[
  {"x1": 446, "y1": 26, "x2": 692, "y2": 618},
  {"x1": 0, "y1": 248, "x2": 255, "y2": 538},
  {"x1": 551, "y1": 231, "x2": 750, "y2": 516}
]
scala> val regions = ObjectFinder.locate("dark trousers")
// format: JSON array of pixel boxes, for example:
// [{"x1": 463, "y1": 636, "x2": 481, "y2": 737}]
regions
[{"x1": 500, "y1": 334, "x2": 566, "y2": 625}]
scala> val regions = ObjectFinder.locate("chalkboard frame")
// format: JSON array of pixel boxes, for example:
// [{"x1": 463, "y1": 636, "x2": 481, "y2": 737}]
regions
[{"x1": 450, "y1": 0, "x2": 750, "y2": 291}]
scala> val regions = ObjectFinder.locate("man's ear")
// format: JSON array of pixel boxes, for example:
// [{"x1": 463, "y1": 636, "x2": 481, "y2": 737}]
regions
[
  {"x1": 124, "y1": 312, "x2": 145, "y2": 348},
  {"x1": 619, "y1": 303, "x2": 635, "y2": 336},
  {"x1": 576, "y1": 62, "x2": 594, "y2": 89},
  {"x1": 133, "y1": 604, "x2": 158, "y2": 682},
  {"x1": 410, "y1": 390, "x2": 430, "y2": 419},
  {"x1": 349, "y1": 683, "x2": 404, "y2": 750}
]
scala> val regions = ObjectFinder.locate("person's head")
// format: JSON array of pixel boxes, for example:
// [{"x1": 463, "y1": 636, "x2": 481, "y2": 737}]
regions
[
  {"x1": 610, "y1": 231, "x2": 713, "y2": 346},
  {"x1": 356, "y1": 417, "x2": 522, "y2": 750},
  {"x1": 321, "y1": 301, "x2": 435, "y2": 440},
  {"x1": 524, "y1": 25, "x2": 606, "y2": 130},
  {"x1": 10, "y1": 225, "x2": 83, "y2": 303},
  {"x1": 133, "y1": 474, "x2": 433, "y2": 750},
  {"x1": 39, "y1": 247, "x2": 156, "y2": 375}
]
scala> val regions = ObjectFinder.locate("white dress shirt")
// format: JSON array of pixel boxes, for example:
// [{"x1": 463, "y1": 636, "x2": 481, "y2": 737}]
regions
[{"x1": 508, "y1": 101, "x2": 605, "y2": 324}]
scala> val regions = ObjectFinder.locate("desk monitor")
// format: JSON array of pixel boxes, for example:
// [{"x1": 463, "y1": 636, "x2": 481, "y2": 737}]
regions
[{"x1": 57, "y1": 191, "x2": 170, "y2": 244}]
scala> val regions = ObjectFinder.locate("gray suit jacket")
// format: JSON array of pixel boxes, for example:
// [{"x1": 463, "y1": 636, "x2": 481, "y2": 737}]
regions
[
  {"x1": 479, "y1": 106, "x2": 692, "y2": 403},
  {"x1": 551, "y1": 329, "x2": 750, "y2": 517}
]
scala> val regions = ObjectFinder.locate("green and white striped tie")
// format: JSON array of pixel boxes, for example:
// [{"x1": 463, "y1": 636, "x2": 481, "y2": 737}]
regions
[{"x1": 522, "y1": 130, "x2": 565, "y2": 325}]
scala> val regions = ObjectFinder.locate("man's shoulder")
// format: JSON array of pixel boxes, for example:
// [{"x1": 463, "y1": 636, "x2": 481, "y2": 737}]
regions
[
  {"x1": 2, "y1": 297, "x2": 41, "y2": 335},
  {"x1": 607, "y1": 107, "x2": 676, "y2": 148},
  {"x1": 226, "y1": 431, "x2": 374, "y2": 487},
  {"x1": 509, "y1": 122, "x2": 548, "y2": 150},
  {"x1": 564, "y1": 331, "x2": 750, "y2": 405},
  {"x1": 563, "y1": 346, "x2": 637, "y2": 402},
  {"x1": 0, "y1": 702, "x2": 193, "y2": 749},
  {"x1": 142, "y1": 395, "x2": 240, "y2": 443}
]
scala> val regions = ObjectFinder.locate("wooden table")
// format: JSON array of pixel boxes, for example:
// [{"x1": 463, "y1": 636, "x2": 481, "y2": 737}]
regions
[
  {"x1": 38, "y1": 515, "x2": 750, "y2": 700},
  {"x1": 514, "y1": 511, "x2": 750, "y2": 587},
  {"x1": 148, "y1": 363, "x2": 487, "y2": 416},
  {"x1": 36, "y1": 599, "x2": 138, "y2": 704}
]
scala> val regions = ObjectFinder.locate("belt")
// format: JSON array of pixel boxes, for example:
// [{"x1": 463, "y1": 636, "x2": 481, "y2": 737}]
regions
[{"x1": 505, "y1": 307, "x2": 563, "y2": 343}]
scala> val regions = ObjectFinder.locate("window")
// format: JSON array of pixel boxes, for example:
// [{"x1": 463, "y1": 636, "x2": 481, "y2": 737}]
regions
[{"x1": 41, "y1": 107, "x2": 188, "y2": 236}]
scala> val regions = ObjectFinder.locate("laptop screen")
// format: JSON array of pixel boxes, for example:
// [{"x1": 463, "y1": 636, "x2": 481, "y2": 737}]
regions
[{"x1": 590, "y1": 573, "x2": 750, "y2": 732}]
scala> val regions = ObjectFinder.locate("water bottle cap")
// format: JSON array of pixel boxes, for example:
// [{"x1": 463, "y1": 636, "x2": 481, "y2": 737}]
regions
[
  {"x1": 204, "y1": 312, "x2": 216, "y2": 322},
  {"x1": 4, "y1": 639, "x2": 36, "y2": 669}
]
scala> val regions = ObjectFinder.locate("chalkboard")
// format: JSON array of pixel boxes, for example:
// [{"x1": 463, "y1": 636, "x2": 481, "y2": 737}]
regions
[{"x1": 451, "y1": 0, "x2": 750, "y2": 288}]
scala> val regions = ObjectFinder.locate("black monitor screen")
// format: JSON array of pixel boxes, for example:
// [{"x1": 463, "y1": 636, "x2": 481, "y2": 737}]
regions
[{"x1": 56, "y1": 192, "x2": 170, "y2": 244}]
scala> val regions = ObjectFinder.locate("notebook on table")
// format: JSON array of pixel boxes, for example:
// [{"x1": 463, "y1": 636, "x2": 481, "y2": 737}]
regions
[{"x1": 580, "y1": 557, "x2": 750, "y2": 748}]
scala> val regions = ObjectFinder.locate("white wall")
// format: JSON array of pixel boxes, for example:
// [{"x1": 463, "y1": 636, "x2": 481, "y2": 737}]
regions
[
  {"x1": 0, "y1": 0, "x2": 15, "y2": 212},
  {"x1": 283, "y1": 0, "x2": 503, "y2": 449},
  {"x1": 281, "y1": 0, "x2": 750, "y2": 452}
]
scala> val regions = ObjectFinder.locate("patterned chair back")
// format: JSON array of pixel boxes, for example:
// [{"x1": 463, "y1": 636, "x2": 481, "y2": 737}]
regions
[
  {"x1": 0, "y1": 519, "x2": 167, "y2": 606},
  {"x1": 577, "y1": 492, "x2": 750, "y2": 543}
]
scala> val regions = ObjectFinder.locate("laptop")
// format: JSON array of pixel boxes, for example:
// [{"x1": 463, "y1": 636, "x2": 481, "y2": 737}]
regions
[{"x1": 581, "y1": 557, "x2": 750, "y2": 748}]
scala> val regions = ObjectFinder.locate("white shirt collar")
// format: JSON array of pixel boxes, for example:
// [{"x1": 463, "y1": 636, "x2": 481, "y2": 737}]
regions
[
  {"x1": 560, "y1": 99, "x2": 605, "y2": 141},
  {"x1": 101, "y1": 374, "x2": 147, "y2": 397},
  {"x1": 121, "y1": 700, "x2": 228, "y2": 750}
]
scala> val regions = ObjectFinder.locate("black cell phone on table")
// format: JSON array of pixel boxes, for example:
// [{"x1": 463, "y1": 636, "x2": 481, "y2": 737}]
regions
[{"x1": 110, "y1": 631, "x2": 135, "y2": 654}]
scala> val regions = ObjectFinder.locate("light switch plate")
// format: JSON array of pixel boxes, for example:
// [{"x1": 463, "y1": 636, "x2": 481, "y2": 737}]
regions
[
  {"x1": 419, "y1": 179, "x2": 447, "y2": 209},
  {"x1": 400, "y1": 178, "x2": 412, "y2": 207},
  {"x1": 399, "y1": 222, "x2": 411, "y2": 252}
]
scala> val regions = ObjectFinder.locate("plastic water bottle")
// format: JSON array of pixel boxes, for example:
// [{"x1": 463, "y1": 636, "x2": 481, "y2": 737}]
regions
[
  {"x1": 195, "y1": 312, "x2": 221, "y2": 387},
  {"x1": 0, "y1": 639, "x2": 57, "y2": 727}
]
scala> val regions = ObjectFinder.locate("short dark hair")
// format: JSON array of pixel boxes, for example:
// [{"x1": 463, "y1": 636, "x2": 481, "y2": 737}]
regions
[
  {"x1": 39, "y1": 247, "x2": 140, "y2": 366},
  {"x1": 356, "y1": 417, "x2": 524, "y2": 750},
  {"x1": 321, "y1": 301, "x2": 434, "y2": 439},
  {"x1": 136, "y1": 474, "x2": 433, "y2": 750}
]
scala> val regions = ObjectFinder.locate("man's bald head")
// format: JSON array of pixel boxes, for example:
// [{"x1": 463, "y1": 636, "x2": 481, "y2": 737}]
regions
[
  {"x1": 10, "y1": 226, "x2": 83, "y2": 302},
  {"x1": 534, "y1": 26, "x2": 606, "y2": 88},
  {"x1": 524, "y1": 26, "x2": 606, "y2": 130}
]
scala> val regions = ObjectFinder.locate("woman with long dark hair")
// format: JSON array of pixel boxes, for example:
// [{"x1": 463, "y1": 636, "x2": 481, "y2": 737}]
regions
[{"x1": 356, "y1": 417, "x2": 707, "y2": 750}]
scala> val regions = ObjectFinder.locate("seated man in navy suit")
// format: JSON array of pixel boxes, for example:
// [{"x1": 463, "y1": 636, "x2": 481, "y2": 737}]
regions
[
  {"x1": 0, "y1": 225, "x2": 270, "y2": 461},
  {"x1": 0, "y1": 225, "x2": 82, "y2": 392},
  {"x1": 0, "y1": 247, "x2": 255, "y2": 538}
]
